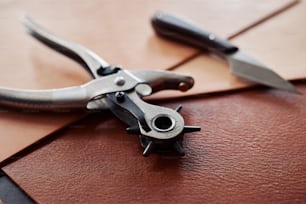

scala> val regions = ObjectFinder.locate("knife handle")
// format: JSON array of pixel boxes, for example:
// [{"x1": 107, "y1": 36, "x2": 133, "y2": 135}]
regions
[{"x1": 151, "y1": 11, "x2": 238, "y2": 54}]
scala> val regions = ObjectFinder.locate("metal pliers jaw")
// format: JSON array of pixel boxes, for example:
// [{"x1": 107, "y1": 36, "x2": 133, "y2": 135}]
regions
[{"x1": 0, "y1": 16, "x2": 200, "y2": 157}]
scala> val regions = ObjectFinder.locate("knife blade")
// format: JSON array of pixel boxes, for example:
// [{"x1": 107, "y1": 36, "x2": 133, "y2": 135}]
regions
[{"x1": 151, "y1": 11, "x2": 300, "y2": 94}]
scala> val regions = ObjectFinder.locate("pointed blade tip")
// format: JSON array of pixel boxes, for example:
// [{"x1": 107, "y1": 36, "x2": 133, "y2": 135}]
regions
[
  {"x1": 286, "y1": 86, "x2": 302, "y2": 95},
  {"x1": 230, "y1": 65, "x2": 300, "y2": 95},
  {"x1": 266, "y1": 79, "x2": 301, "y2": 95},
  {"x1": 229, "y1": 51, "x2": 301, "y2": 94}
]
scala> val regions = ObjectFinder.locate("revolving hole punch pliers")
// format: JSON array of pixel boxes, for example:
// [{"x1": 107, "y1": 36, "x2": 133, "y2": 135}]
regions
[{"x1": 0, "y1": 17, "x2": 201, "y2": 157}]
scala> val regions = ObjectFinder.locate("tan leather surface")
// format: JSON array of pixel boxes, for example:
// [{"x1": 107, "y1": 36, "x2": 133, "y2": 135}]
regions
[
  {"x1": 161, "y1": 0, "x2": 306, "y2": 98},
  {"x1": 1, "y1": 0, "x2": 295, "y2": 79},
  {"x1": 4, "y1": 84, "x2": 306, "y2": 203},
  {"x1": 230, "y1": 0, "x2": 306, "y2": 80},
  {"x1": 0, "y1": 0, "x2": 296, "y2": 163}
]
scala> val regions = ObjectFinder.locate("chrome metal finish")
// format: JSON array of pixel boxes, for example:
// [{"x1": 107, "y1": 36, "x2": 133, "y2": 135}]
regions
[
  {"x1": 23, "y1": 16, "x2": 110, "y2": 78},
  {"x1": 227, "y1": 51, "x2": 301, "y2": 94},
  {"x1": 114, "y1": 76, "x2": 126, "y2": 86},
  {"x1": 123, "y1": 88, "x2": 185, "y2": 140},
  {"x1": 0, "y1": 16, "x2": 201, "y2": 156}
]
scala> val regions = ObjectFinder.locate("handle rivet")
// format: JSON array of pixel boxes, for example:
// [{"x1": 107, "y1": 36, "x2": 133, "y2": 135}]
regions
[{"x1": 178, "y1": 82, "x2": 189, "y2": 92}]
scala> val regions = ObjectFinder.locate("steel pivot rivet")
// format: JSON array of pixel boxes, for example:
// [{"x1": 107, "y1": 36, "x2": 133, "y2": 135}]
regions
[
  {"x1": 114, "y1": 76, "x2": 125, "y2": 86},
  {"x1": 209, "y1": 34, "x2": 216, "y2": 40},
  {"x1": 115, "y1": 92, "x2": 125, "y2": 102}
]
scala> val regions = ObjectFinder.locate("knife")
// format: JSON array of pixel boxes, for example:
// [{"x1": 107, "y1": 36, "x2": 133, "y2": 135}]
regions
[{"x1": 151, "y1": 11, "x2": 300, "y2": 94}]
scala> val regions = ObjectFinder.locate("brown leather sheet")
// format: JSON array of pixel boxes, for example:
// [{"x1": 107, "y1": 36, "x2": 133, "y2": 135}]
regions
[
  {"x1": 4, "y1": 1, "x2": 306, "y2": 201},
  {"x1": 4, "y1": 84, "x2": 306, "y2": 203},
  {"x1": 0, "y1": 0, "x2": 296, "y2": 163}
]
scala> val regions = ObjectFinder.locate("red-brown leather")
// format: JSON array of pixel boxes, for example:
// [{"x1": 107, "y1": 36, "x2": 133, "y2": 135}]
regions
[
  {"x1": 4, "y1": 84, "x2": 306, "y2": 203},
  {"x1": 0, "y1": 0, "x2": 296, "y2": 163}
]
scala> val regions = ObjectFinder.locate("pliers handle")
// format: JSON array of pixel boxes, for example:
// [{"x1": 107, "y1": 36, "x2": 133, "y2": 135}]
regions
[{"x1": 0, "y1": 16, "x2": 200, "y2": 156}]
